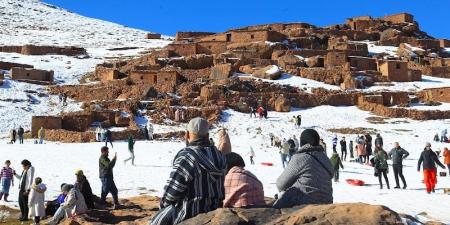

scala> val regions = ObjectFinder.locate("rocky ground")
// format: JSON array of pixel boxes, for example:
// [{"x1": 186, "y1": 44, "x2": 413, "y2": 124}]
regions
[{"x1": 0, "y1": 195, "x2": 445, "y2": 225}]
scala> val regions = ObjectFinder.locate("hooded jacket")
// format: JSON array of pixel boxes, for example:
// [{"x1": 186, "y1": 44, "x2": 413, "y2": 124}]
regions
[
  {"x1": 274, "y1": 144, "x2": 333, "y2": 208},
  {"x1": 28, "y1": 183, "x2": 47, "y2": 217},
  {"x1": 388, "y1": 147, "x2": 409, "y2": 165},
  {"x1": 154, "y1": 138, "x2": 226, "y2": 224},
  {"x1": 330, "y1": 152, "x2": 344, "y2": 171},
  {"x1": 61, "y1": 187, "x2": 88, "y2": 216}
]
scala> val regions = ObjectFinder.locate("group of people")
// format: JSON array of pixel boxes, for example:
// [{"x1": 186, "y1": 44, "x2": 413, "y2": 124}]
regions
[
  {"x1": 250, "y1": 106, "x2": 268, "y2": 119},
  {"x1": 434, "y1": 128, "x2": 449, "y2": 143},
  {"x1": 95, "y1": 126, "x2": 113, "y2": 147},
  {"x1": 151, "y1": 117, "x2": 333, "y2": 225},
  {"x1": 9, "y1": 126, "x2": 25, "y2": 144},
  {"x1": 0, "y1": 145, "x2": 121, "y2": 224}
]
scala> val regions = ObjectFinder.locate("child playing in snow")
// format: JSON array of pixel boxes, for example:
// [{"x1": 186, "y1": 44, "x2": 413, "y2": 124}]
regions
[
  {"x1": 0, "y1": 160, "x2": 14, "y2": 202},
  {"x1": 29, "y1": 177, "x2": 46, "y2": 225},
  {"x1": 330, "y1": 152, "x2": 344, "y2": 182}
]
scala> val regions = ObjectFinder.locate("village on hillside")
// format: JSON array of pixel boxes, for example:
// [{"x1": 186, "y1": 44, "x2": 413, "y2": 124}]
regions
[{"x1": 1, "y1": 1, "x2": 450, "y2": 223}]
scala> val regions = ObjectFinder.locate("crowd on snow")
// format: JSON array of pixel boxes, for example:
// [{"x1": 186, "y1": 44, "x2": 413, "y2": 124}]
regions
[{"x1": 2, "y1": 116, "x2": 449, "y2": 225}]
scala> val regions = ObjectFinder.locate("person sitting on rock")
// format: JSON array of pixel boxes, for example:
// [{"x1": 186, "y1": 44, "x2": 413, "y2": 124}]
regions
[
  {"x1": 273, "y1": 129, "x2": 333, "y2": 209},
  {"x1": 45, "y1": 184, "x2": 67, "y2": 216},
  {"x1": 48, "y1": 184, "x2": 88, "y2": 225},
  {"x1": 223, "y1": 152, "x2": 265, "y2": 208},
  {"x1": 151, "y1": 118, "x2": 226, "y2": 225},
  {"x1": 74, "y1": 170, "x2": 95, "y2": 209}
]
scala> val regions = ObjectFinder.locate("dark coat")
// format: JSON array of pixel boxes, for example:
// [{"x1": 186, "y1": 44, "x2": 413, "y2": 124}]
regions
[
  {"x1": 418, "y1": 149, "x2": 445, "y2": 171},
  {"x1": 340, "y1": 140, "x2": 347, "y2": 151},
  {"x1": 76, "y1": 176, "x2": 95, "y2": 209}
]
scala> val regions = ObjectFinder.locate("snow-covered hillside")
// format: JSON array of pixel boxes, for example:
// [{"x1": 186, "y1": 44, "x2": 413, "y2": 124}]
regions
[
  {"x1": 0, "y1": 0, "x2": 172, "y2": 136},
  {"x1": 0, "y1": 0, "x2": 171, "y2": 48}
]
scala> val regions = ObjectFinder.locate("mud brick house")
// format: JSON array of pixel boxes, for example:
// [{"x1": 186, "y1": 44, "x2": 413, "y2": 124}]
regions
[
  {"x1": 382, "y1": 13, "x2": 414, "y2": 24},
  {"x1": 101, "y1": 68, "x2": 121, "y2": 81},
  {"x1": 420, "y1": 87, "x2": 450, "y2": 103},
  {"x1": 210, "y1": 64, "x2": 233, "y2": 80},
  {"x1": 378, "y1": 60, "x2": 409, "y2": 82},
  {"x1": 167, "y1": 43, "x2": 197, "y2": 57},
  {"x1": 0, "y1": 61, "x2": 33, "y2": 70},
  {"x1": 31, "y1": 116, "x2": 62, "y2": 137},
  {"x1": 227, "y1": 30, "x2": 286, "y2": 43},
  {"x1": 10, "y1": 67, "x2": 54, "y2": 83},
  {"x1": 129, "y1": 70, "x2": 158, "y2": 84},
  {"x1": 328, "y1": 38, "x2": 369, "y2": 56},
  {"x1": 349, "y1": 56, "x2": 378, "y2": 71},
  {"x1": 156, "y1": 70, "x2": 181, "y2": 86},
  {"x1": 196, "y1": 41, "x2": 228, "y2": 55},
  {"x1": 346, "y1": 16, "x2": 378, "y2": 31},
  {"x1": 440, "y1": 39, "x2": 450, "y2": 48},
  {"x1": 175, "y1": 32, "x2": 216, "y2": 42},
  {"x1": 146, "y1": 33, "x2": 161, "y2": 39},
  {"x1": 325, "y1": 51, "x2": 349, "y2": 68}
]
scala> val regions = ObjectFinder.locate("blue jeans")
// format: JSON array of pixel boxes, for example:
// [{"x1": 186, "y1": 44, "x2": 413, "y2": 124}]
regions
[
  {"x1": 100, "y1": 177, "x2": 118, "y2": 204},
  {"x1": 1, "y1": 178, "x2": 11, "y2": 194},
  {"x1": 39, "y1": 137, "x2": 44, "y2": 144},
  {"x1": 280, "y1": 154, "x2": 288, "y2": 168}
]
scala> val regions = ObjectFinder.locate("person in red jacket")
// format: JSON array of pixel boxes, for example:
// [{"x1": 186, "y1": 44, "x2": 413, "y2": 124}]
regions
[
  {"x1": 443, "y1": 147, "x2": 450, "y2": 175},
  {"x1": 417, "y1": 143, "x2": 446, "y2": 193}
]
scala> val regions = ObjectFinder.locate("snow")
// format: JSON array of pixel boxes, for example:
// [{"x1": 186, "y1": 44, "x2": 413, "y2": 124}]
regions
[
  {"x1": 365, "y1": 42, "x2": 399, "y2": 57},
  {"x1": 265, "y1": 65, "x2": 281, "y2": 75},
  {"x1": 366, "y1": 76, "x2": 450, "y2": 92},
  {"x1": 0, "y1": 0, "x2": 172, "y2": 136},
  {"x1": 236, "y1": 73, "x2": 341, "y2": 92},
  {"x1": 1, "y1": 106, "x2": 450, "y2": 223}
]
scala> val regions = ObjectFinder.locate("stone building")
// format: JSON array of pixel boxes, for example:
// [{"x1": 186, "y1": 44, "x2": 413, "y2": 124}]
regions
[
  {"x1": 129, "y1": 70, "x2": 158, "y2": 84},
  {"x1": 378, "y1": 60, "x2": 409, "y2": 82},
  {"x1": 10, "y1": 67, "x2": 54, "y2": 82},
  {"x1": 382, "y1": 13, "x2": 414, "y2": 24}
]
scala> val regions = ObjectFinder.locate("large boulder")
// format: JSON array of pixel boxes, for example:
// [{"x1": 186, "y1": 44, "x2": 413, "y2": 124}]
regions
[
  {"x1": 252, "y1": 65, "x2": 282, "y2": 80},
  {"x1": 306, "y1": 55, "x2": 324, "y2": 67},
  {"x1": 277, "y1": 54, "x2": 304, "y2": 68},
  {"x1": 274, "y1": 95, "x2": 291, "y2": 112},
  {"x1": 210, "y1": 63, "x2": 233, "y2": 80},
  {"x1": 179, "y1": 203, "x2": 405, "y2": 225}
]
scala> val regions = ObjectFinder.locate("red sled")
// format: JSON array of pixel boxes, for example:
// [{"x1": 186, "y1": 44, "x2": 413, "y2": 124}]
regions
[
  {"x1": 346, "y1": 179, "x2": 365, "y2": 186},
  {"x1": 261, "y1": 162, "x2": 274, "y2": 166}
]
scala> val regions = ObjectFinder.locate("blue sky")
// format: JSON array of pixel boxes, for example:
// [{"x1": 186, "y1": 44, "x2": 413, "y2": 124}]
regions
[{"x1": 43, "y1": 0, "x2": 450, "y2": 38}]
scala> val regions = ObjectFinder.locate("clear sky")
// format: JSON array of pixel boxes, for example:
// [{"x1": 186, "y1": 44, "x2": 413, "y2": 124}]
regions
[{"x1": 42, "y1": 0, "x2": 450, "y2": 38}]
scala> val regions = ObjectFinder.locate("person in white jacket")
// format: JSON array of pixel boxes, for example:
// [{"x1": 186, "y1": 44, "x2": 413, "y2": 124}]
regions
[
  {"x1": 48, "y1": 184, "x2": 88, "y2": 225},
  {"x1": 28, "y1": 177, "x2": 46, "y2": 225},
  {"x1": 147, "y1": 123, "x2": 154, "y2": 140},
  {"x1": 14, "y1": 159, "x2": 35, "y2": 221}
]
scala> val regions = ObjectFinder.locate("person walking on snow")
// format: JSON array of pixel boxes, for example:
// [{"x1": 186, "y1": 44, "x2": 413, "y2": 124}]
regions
[
  {"x1": 417, "y1": 142, "x2": 446, "y2": 193},
  {"x1": 104, "y1": 129, "x2": 113, "y2": 148},
  {"x1": 332, "y1": 135, "x2": 338, "y2": 153},
  {"x1": 124, "y1": 135, "x2": 136, "y2": 166},
  {"x1": 28, "y1": 177, "x2": 46, "y2": 225},
  {"x1": 319, "y1": 139, "x2": 327, "y2": 153},
  {"x1": 147, "y1": 123, "x2": 154, "y2": 140},
  {"x1": 248, "y1": 147, "x2": 255, "y2": 165},
  {"x1": 280, "y1": 139, "x2": 290, "y2": 168},
  {"x1": 443, "y1": 147, "x2": 450, "y2": 175},
  {"x1": 292, "y1": 135, "x2": 299, "y2": 152},
  {"x1": 99, "y1": 146, "x2": 119, "y2": 208},
  {"x1": 0, "y1": 160, "x2": 14, "y2": 202},
  {"x1": 10, "y1": 128, "x2": 16, "y2": 144},
  {"x1": 375, "y1": 133, "x2": 383, "y2": 148},
  {"x1": 250, "y1": 107, "x2": 257, "y2": 118},
  {"x1": 38, "y1": 127, "x2": 45, "y2": 144},
  {"x1": 293, "y1": 116, "x2": 298, "y2": 128},
  {"x1": 356, "y1": 136, "x2": 366, "y2": 163},
  {"x1": 340, "y1": 137, "x2": 347, "y2": 161},
  {"x1": 256, "y1": 107, "x2": 264, "y2": 119},
  {"x1": 388, "y1": 142, "x2": 409, "y2": 189},
  {"x1": 441, "y1": 129, "x2": 448, "y2": 143},
  {"x1": 330, "y1": 152, "x2": 344, "y2": 182},
  {"x1": 95, "y1": 126, "x2": 102, "y2": 142},
  {"x1": 18, "y1": 126, "x2": 24, "y2": 144},
  {"x1": 349, "y1": 140, "x2": 354, "y2": 159},
  {"x1": 296, "y1": 115, "x2": 302, "y2": 128},
  {"x1": 374, "y1": 146, "x2": 390, "y2": 189},
  {"x1": 364, "y1": 134, "x2": 373, "y2": 164}
]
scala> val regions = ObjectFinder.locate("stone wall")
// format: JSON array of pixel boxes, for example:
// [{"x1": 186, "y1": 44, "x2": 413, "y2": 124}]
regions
[
  {"x1": 10, "y1": 67, "x2": 54, "y2": 83},
  {"x1": 0, "y1": 61, "x2": 33, "y2": 70}
]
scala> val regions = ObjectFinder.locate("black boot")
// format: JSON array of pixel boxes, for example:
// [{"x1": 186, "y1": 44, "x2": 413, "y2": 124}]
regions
[
  {"x1": 4, "y1": 194, "x2": 9, "y2": 202},
  {"x1": 0, "y1": 192, "x2": 3, "y2": 201}
]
